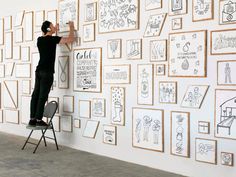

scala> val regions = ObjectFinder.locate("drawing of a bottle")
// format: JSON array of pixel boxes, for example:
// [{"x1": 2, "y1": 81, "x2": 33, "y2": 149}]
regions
[
  {"x1": 141, "y1": 69, "x2": 149, "y2": 98},
  {"x1": 113, "y1": 100, "x2": 122, "y2": 122}
]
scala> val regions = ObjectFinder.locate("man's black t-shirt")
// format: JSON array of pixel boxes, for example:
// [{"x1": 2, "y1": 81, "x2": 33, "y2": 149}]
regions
[{"x1": 36, "y1": 36, "x2": 61, "y2": 73}]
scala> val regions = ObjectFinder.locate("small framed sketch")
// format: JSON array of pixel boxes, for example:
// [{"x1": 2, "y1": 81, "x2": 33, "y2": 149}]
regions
[
  {"x1": 171, "y1": 111, "x2": 190, "y2": 157},
  {"x1": 79, "y1": 100, "x2": 91, "y2": 118},
  {"x1": 156, "y1": 64, "x2": 165, "y2": 76},
  {"x1": 63, "y1": 95, "x2": 74, "y2": 113},
  {"x1": 92, "y1": 98, "x2": 106, "y2": 117},
  {"x1": 169, "y1": 30, "x2": 207, "y2": 77},
  {"x1": 198, "y1": 121, "x2": 210, "y2": 134},
  {"x1": 58, "y1": 56, "x2": 69, "y2": 89},
  {"x1": 85, "y1": 2, "x2": 97, "y2": 22},
  {"x1": 195, "y1": 138, "x2": 217, "y2": 164},
  {"x1": 61, "y1": 115, "x2": 73, "y2": 132},
  {"x1": 14, "y1": 11, "x2": 25, "y2": 27},
  {"x1": 15, "y1": 28, "x2": 23, "y2": 43},
  {"x1": 172, "y1": 18, "x2": 182, "y2": 30},
  {"x1": 111, "y1": 87, "x2": 125, "y2": 126},
  {"x1": 103, "y1": 125, "x2": 117, "y2": 145},
  {"x1": 107, "y1": 39, "x2": 122, "y2": 59},
  {"x1": 132, "y1": 108, "x2": 164, "y2": 152},
  {"x1": 219, "y1": 0, "x2": 236, "y2": 25},
  {"x1": 211, "y1": 29, "x2": 236, "y2": 55},
  {"x1": 137, "y1": 64, "x2": 154, "y2": 105},
  {"x1": 5, "y1": 32, "x2": 13, "y2": 59},
  {"x1": 150, "y1": 40, "x2": 167, "y2": 62},
  {"x1": 24, "y1": 11, "x2": 34, "y2": 42},
  {"x1": 83, "y1": 120, "x2": 99, "y2": 139},
  {"x1": 221, "y1": 152, "x2": 234, "y2": 167},
  {"x1": 74, "y1": 119, "x2": 81, "y2": 128},
  {"x1": 169, "y1": 0, "x2": 187, "y2": 16},
  {"x1": 144, "y1": 13, "x2": 166, "y2": 37},
  {"x1": 5, "y1": 109, "x2": 19, "y2": 124},
  {"x1": 21, "y1": 46, "x2": 30, "y2": 62},
  {"x1": 193, "y1": 0, "x2": 213, "y2": 22},
  {"x1": 83, "y1": 23, "x2": 95, "y2": 42},
  {"x1": 159, "y1": 81, "x2": 177, "y2": 104},
  {"x1": 0, "y1": 19, "x2": 3, "y2": 45},
  {"x1": 145, "y1": 0, "x2": 162, "y2": 10},
  {"x1": 22, "y1": 80, "x2": 31, "y2": 95},
  {"x1": 127, "y1": 39, "x2": 142, "y2": 59},
  {"x1": 217, "y1": 60, "x2": 236, "y2": 86},
  {"x1": 181, "y1": 85, "x2": 209, "y2": 109},
  {"x1": 47, "y1": 10, "x2": 57, "y2": 25},
  {"x1": 4, "y1": 16, "x2": 12, "y2": 31}
]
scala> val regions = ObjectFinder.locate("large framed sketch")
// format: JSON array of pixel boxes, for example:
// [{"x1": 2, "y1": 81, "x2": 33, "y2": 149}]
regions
[
  {"x1": 58, "y1": 0, "x2": 79, "y2": 32},
  {"x1": 219, "y1": 0, "x2": 236, "y2": 25},
  {"x1": 132, "y1": 108, "x2": 164, "y2": 152},
  {"x1": 215, "y1": 89, "x2": 236, "y2": 140},
  {"x1": 169, "y1": 30, "x2": 207, "y2": 77},
  {"x1": 73, "y1": 48, "x2": 102, "y2": 92},
  {"x1": 171, "y1": 111, "x2": 190, "y2": 158},
  {"x1": 217, "y1": 60, "x2": 236, "y2": 86},
  {"x1": 169, "y1": 0, "x2": 187, "y2": 16},
  {"x1": 192, "y1": 0, "x2": 214, "y2": 22},
  {"x1": 210, "y1": 29, "x2": 236, "y2": 55},
  {"x1": 98, "y1": 0, "x2": 139, "y2": 33}
]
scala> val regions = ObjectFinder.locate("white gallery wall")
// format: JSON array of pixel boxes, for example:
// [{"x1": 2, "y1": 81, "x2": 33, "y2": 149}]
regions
[{"x1": 0, "y1": 0, "x2": 236, "y2": 177}]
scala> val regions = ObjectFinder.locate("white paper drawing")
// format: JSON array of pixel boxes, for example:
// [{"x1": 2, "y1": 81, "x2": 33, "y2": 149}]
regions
[
  {"x1": 83, "y1": 23, "x2": 95, "y2": 42},
  {"x1": 198, "y1": 121, "x2": 210, "y2": 134},
  {"x1": 92, "y1": 98, "x2": 105, "y2": 117},
  {"x1": 58, "y1": 56, "x2": 69, "y2": 88},
  {"x1": 169, "y1": 0, "x2": 187, "y2": 16},
  {"x1": 172, "y1": 18, "x2": 182, "y2": 30},
  {"x1": 85, "y1": 2, "x2": 97, "y2": 22},
  {"x1": 104, "y1": 65, "x2": 130, "y2": 84},
  {"x1": 107, "y1": 39, "x2": 121, "y2": 59},
  {"x1": 221, "y1": 152, "x2": 234, "y2": 166},
  {"x1": 150, "y1": 40, "x2": 167, "y2": 62},
  {"x1": 127, "y1": 39, "x2": 142, "y2": 59},
  {"x1": 193, "y1": 0, "x2": 213, "y2": 21},
  {"x1": 156, "y1": 64, "x2": 165, "y2": 76},
  {"x1": 159, "y1": 82, "x2": 177, "y2": 104},
  {"x1": 219, "y1": 0, "x2": 236, "y2": 25},
  {"x1": 217, "y1": 60, "x2": 236, "y2": 85},
  {"x1": 103, "y1": 125, "x2": 117, "y2": 145}
]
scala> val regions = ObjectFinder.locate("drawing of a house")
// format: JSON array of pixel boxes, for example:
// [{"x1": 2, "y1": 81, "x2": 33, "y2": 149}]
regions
[{"x1": 217, "y1": 96, "x2": 236, "y2": 135}]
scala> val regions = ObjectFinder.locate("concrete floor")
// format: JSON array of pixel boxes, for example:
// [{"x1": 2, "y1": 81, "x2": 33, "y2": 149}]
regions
[{"x1": 0, "y1": 132, "x2": 185, "y2": 177}]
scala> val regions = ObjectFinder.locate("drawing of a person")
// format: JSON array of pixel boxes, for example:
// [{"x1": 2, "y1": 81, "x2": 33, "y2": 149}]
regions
[
  {"x1": 135, "y1": 118, "x2": 142, "y2": 143},
  {"x1": 152, "y1": 120, "x2": 161, "y2": 144},
  {"x1": 143, "y1": 116, "x2": 152, "y2": 142},
  {"x1": 225, "y1": 63, "x2": 232, "y2": 83}
]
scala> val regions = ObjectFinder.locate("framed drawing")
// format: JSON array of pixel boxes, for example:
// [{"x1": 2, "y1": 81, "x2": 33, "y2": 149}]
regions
[
  {"x1": 215, "y1": 89, "x2": 236, "y2": 140},
  {"x1": 58, "y1": 0, "x2": 79, "y2": 32},
  {"x1": 132, "y1": 108, "x2": 164, "y2": 152},
  {"x1": 47, "y1": 10, "x2": 57, "y2": 25},
  {"x1": 63, "y1": 95, "x2": 74, "y2": 113},
  {"x1": 3, "y1": 80, "x2": 18, "y2": 109},
  {"x1": 103, "y1": 65, "x2": 131, "y2": 84},
  {"x1": 73, "y1": 48, "x2": 102, "y2": 93},
  {"x1": 5, "y1": 109, "x2": 19, "y2": 124},
  {"x1": 159, "y1": 81, "x2": 177, "y2": 104},
  {"x1": 198, "y1": 121, "x2": 210, "y2": 134},
  {"x1": 150, "y1": 40, "x2": 167, "y2": 62},
  {"x1": 0, "y1": 19, "x2": 3, "y2": 45},
  {"x1": 107, "y1": 39, "x2": 122, "y2": 59},
  {"x1": 217, "y1": 60, "x2": 236, "y2": 86},
  {"x1": 21, "y1": 96, "x2": 31, "y2": 124},
  {"x1": 83, "y1": 120, "x2": 99, "y2": 138},
  {"x1": 137, "y1": 64, "x2": 153, "y2": 105},
  {"x1": 85, "y1": 2, "x2": 97, "y2": 22},
  {"x1": 83, "y1": 23, "x2": 95, "y2": 42},
  {"x1": 24, "y1": 11, "x2": 34, "y2": 42},
  {"x1": 171, "y1": 111, "x2": 190, "y2": 157},
  {"x1": 195, "y1": 138, "x2": 217, "y2": 164},
  {"x1": 53, "y1": 115, "x2": 61, "y2": 132},
  {"x1": 0, "y1": 64, "x2": 5, "y2": 78},
  {"x1": 48, "y1": 97, "x2": 59, "y2": 114},
  {"x1": 172, "y1": 18, "x2": 182, "y2": 30},
  {"x1": 15, "y1": 28, "x2": 23, "y2": 43},
  {"x1": 74, "y1": 119, "x2": 80, "y2": 128},
  {"x1": 111, "y1": 87, "x2": 125, "y2": 126},
  {"x1": 14, "y1": 11, "x2": 25, "y2": 27},
  {"x1": 22, "y1": 80, "x2": 31, "y2": 95},
  {"x1": 103, "y1": 125, "x2": 117, "y2": 145},
  {"x1": 127, "y1": 39, "x2": 142, "y2": 59},
  {"x1": 5, "y1": 32, "x2": 13, "y2": 59},
  {"x1": 58, "y1": 56, "x2": 69, "y2": 89},
  {"x1": 145, "y1": 0, "x2": 162, "y2": 10},
  {"x1": 79, "y1": 100, "x2": 91, "y2": 118},
  {"x1": 156, "y1": 64, "x2": 165, "y2": 76},
  {"x1": 169, "y1": 30, "x2": 207, "y2": 77},
  {"x1": 211, "y1": 29, "x2": 236, "y2": 55},
  {"x1": 35, "y1": 10, "x2": 45, "y2": 27},
  {"x1": 21, "y1": 46, "x2": 30, "y2": 62},
  {"x1": 221, "y1": 152, "x2": 234, "y2": 166},
  {"x1": 4, "y1": 16, "x2": 12, "y2": 30},
  {"x1": 98, "y1": 0, "x2": 139, "y2": 33},
  {"x1": 15, "y1": 63, "x2": 31, "y2": 78},
  {"x1": 5, "y1": 62, "x2": 15, "y2": 76},
  {"x1": 61, "y1": 115, "x2": 72, "y2": 132},
  {"x1": 92, "y1": 98, "x2": 106, "y2": 117},
  {"x1": 181, "y1": 85, "x2": 209, "y2": 109},
  {"x1": 219, "y1": 0, "x2": 236, "y2": 25},
  {"x1": 193, "y1": 0, "x2": 214, "y2": 22},
  {"x1": 13, "y1": 46, "x2": 21, "y2": 60},
  {"x1": 144, "y1": 13, "x2": 166, "y2": 37},
  {"x1": 169, "y1": 0, "x2": 187, "y2": 16}
]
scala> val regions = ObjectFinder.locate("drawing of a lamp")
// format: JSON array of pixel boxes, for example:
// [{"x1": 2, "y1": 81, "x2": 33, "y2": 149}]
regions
[{"x1": 113, "y1": 100, "x2": 122, "y2": 122}]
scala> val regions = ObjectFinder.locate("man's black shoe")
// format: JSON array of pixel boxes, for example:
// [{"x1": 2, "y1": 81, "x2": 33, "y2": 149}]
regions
[
  {"x1": 36, "y1": 120, "x2": 48, "y2": 128},
  {"x1": 27, "y1": 119, "x2": 36, "y2": 127}
]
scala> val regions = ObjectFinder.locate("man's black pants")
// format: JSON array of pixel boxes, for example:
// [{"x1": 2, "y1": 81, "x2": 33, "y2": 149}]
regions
[{"x1": 30, "y1": 71, "x2": 54, "y2": 120}]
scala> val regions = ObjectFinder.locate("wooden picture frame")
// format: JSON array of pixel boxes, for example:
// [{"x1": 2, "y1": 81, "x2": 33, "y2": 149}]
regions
[
  {"x1": 47, "y1": 10, "x2": 57, "y2": 25},
  {"x1": 5, "y1": 32, "x2": 13, "y2": 59},
  {"x1": 4, "y1": 16, "x2": 12, "y2": 31},
  {"x1": 103, "y1": 125, "x2": 117, "y2": 145},
  {"x1": 15, "y1": 63, "x2": 31, "y2": 78},
  {"x1": 83, "y1": 23, "x2": 95, "y2": 42},
  {"x1": 83, "y1": 120, "x2": 99, "y2": 138},
  {"x1": 15, "y1": 28, "x2": 23, "y2": 43},
  {"x1": 219, "y1": 0, "x2": 236, "y2": 25},
  {"x1": 85, "y1": 2, "x2": 97, "y2": 22},
  {"x1": 145, "y1": 0, "x2": 162, "y2": 11},
  {"x1": 107, "y1": 39, "x2": 122, "y2": 59},
  {"x1": 14, "y1": 10, "x2": 25, "y2": 27},
  {"x1": 127, "y1": 39, "x2": 142, "y2": 59},
  {"x1": 159, "y1": 81, "x2": 177, "y2": 104},
  {"x1": 24, "y1": 11, "x2": 34, "y2": 42},
  {"x1": 5, "y1": 109, "x2": 19, "y2": 124},
  {"x1": 171, "y1": 111, "x2": 190, "y2": 158},
  {"x1": 169, "y1": 0, "x2": 187, "y2": 16},
  {"x1": 58, "y1": 56, "x2": 69, "y2": 89},
  {"x1": 156, "y1": 64, "x2": 165, "y2": 76},
  {"x1": 21, "y1": 46, "x2": 30, "y2": 62},
  {"x1": 172, "y1": 18, "x2": 182, "y2": 30},
  {"x1": 195, "y1": 138, "x2": 217, "y2": 165},
  {"x1": 73, "y1": 48, "x2": 102, "y2": 93},
  {"x1": 3, "y1": 80, "x2": 18, "y2": 109},
  {"x1": 0, "y1": 18, "x2": 4, "y2": 45},
  {"x1": 210, "y1": 29, "x2": 236, "y2": 55},
  {"x1": 22, "y1": 80, "x2": 31, "y2": 95},
  {"x1": 198, "y1": 121, "x2": 210, "y2": 134},
  {"x1": 169, "y1": 30, "x2": 207, "y2": 77},
  {"x1": 192, "y1": 0, "x2": 214, "y2": 22},
  {"x1": 150, "y1": 39, "x2": 167, "y2": 62},
  {"x1": 221, "y1": 152, "x2": 234, "y2": 166},
  {"x1": 132, "y1": 108, "x2": 164, "y2": 152},
  {"x1": 21, "y1": 95, "x2": 31, "y2": 124},
  {"x1": 63, "y1": 95, "x2": 74, "y2": 113},
  {"x1": 92, "y1": 98, "x2": 106, "y2": 117},
  {"x1": 217, "y1": 60, "x2": 236, "y2": 86},
  {"x1": 61, "y1": 115, "x2": 73, "y2": 132},
  {"x1": 79, "y1": 100, "x2": 91, "y2": 118}
]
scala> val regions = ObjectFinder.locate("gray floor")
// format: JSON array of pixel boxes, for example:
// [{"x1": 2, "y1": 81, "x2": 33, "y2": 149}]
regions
[{"x1": 0, "y1": 132, "x2": 185, "y2": 177}]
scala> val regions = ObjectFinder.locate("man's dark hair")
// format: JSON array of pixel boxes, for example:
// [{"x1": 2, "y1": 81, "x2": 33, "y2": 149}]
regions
[{"x1": 41, "y1": 21, "x2": 51, "y2": 34}]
